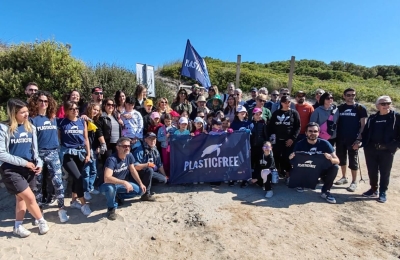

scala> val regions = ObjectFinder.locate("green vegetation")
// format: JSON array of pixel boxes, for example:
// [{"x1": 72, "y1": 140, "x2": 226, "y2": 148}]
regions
[{"x1": 159, "y1": 58, "x2": 400, "y2": 103}]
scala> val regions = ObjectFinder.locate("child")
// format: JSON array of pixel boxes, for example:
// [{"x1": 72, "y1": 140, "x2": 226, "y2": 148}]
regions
[
  {"x1": 180, "y1": 110, "x2": 193, "y2": 132},
  {"x1": 258, "y1": 141, "x2": 276, "y2": 198},
  {"x1": 205, "y1": 111, "x2": 215, "y2": 132},
  {"x1": 170, "y1": 110, "x2": 180, "y2": 127},
  {"x1": 191, "y1": 117, "x2": 205, "y2": 136},
  {"x1": 214, "y1": 110, "x2": 225, "y2": 120},
  {"x1": 221, "y1": 118, "x2": 233, "y2": 133},
  {"x1": 208, "y1": 119, "x2": 225, "y2": 135},
  {"x1": 157, "y1": 114, "x2": 176, "y2": 177},
  {"x1": 174, "y1": 117, "x2": 190, "y2": 135}
]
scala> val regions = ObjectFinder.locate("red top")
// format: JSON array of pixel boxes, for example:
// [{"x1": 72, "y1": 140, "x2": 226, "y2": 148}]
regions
[{"x1": 295, "y1": 103, "x2": 314, "y2": 134}]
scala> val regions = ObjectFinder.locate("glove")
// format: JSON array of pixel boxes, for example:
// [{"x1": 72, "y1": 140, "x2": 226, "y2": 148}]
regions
[{"x1": 100, "y1": 143, "x2": 107, "y2": 155}]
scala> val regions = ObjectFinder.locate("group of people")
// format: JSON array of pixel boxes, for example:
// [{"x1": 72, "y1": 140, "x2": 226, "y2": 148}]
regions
[{"x1": 0, "y1": 81, "x2": 398, "y2": 238}]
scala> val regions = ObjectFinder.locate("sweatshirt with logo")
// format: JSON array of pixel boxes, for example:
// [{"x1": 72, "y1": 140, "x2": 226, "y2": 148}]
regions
[{"x1": 268, "y1": 109, "x2": 300, "y2": 141}]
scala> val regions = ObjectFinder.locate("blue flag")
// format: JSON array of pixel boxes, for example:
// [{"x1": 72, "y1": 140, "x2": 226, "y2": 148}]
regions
[
  {"x1": 169, "y1": 132, "x2": 251, "y2": 184},
  {"x1": 181, "y1": 40, "x2": 212, "y2": 89}
]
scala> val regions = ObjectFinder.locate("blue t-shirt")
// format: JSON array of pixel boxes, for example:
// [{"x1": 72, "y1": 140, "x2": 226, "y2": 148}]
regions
[
  {"x1": 293, "y1": 138, "x2": 334, "y2": 154},
  {"x1": 104, "y1": 153, "x2": 135, "y2": 181},
  {"x1": 30, "y1": 116, "x2": 59, "y2": 150},
  {"x1": 9, "y1": 124, "x2": 34, "y2": 162},
  {"x1": 337, "y1": 104, "x2": 368, "y2": 144},
  {"x1": 58, "y1": 118, "x2": 85, "y2": 148}
]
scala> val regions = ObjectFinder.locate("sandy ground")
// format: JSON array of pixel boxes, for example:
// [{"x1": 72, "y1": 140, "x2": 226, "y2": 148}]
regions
[{"x1": 0, "y1": 149, "x2": 400, "y2": 260}]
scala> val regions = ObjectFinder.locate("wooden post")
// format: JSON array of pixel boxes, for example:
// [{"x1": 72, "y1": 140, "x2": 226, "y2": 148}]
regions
[
  {"x1": 288, "y1": 56, "x2": 295, "y2": 93},
  {"x1": 236, "y1": 55, "x2": 241, "y2": 88}
]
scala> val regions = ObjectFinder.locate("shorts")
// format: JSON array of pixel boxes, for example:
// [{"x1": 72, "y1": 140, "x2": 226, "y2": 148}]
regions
[
  {"x1": 0, "y1": 164, "x2": 36, "y2": 195},
  {"x1": 336, "y1": 140, "x2": 359, "y2": 170}
]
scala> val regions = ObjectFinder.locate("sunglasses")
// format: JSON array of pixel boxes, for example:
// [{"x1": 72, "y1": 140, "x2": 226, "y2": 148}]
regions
[
  {"x1": 258, "y1": 99, "x2": 267, "y2": 103},
  {"x1": 262, "y1": 146, "x2": 271, "y2": 149},
  {"x1": 69, "y1": 107, "x2": 79, "y2": 111},
  {"x1": 380, "y1": 102, "x2": 391, "y2": 106},
  {"x1": 118, "y1": 145, "x2": 131, "y2": 149},
  {"x1": 272, "y1": 94, "x2": 279, "y2": 96},
  {"x1": 179, "y1": 92, "x2": 186, "y2": 95},
  {"x1": 94, "y1": 92, "x2": 103, "y2": 95},
  {"x1": 38, "y1": 99, "x2": 48, "y2": 103},
  {"x1": 297, "y1": 95, "x2": 305, "y2": 98},
  {"x1": 346, "y1": 94, "x2": 356, "y2": 97},
  {"x1": 283, "y1": 101, "x2": 291, "y2": 104},
  {"x1": 282, "y1": 93, "x2": 290, "y2": 96},
  {"x1": 106, "y1": 103, "x2": 115, "y2": 107},
  {"x1": 28, "y1": 89, "x2": 38, "y2": 92},
  {"x1": 209, "y1": 89, "x2": 215, "y2": 91},
  {"x1": 326, "y1": 96, "x2": 334, "y2": 100},
  {"x1": 160, "y1": 101, "x2": 168, "y2": 104},
  {"x1": 198, "y1": 116, "x2": 205, "y2": 118},
  {"x1": 308, "y1": 130, "x2": 319, "y2": 133}
]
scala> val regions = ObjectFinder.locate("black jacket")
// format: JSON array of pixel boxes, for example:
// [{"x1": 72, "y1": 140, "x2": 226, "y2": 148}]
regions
[
  {"x1": 251, "y1": 119, "x2": 268, "y2": 147},
  {"x1": 361, "y1": 110, "x2": 400, "y2": 153},
  {"x1": 95, "y1": 112, "x2": 122, "y2": 144}
]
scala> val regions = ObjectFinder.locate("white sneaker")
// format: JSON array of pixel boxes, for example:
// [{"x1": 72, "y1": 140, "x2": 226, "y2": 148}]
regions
[
  {"x1": 70, "y1": 201, "x2": 82, "y2": 210},
  {"x1": 81, "y1": 204, "x2": 92, "y2": 216},
  {"x1": 38, "y1": 220, "x2": 49, "y2": 235},
  {"x1": 265, "y1": 190, "x2": 274, "y2": 198},
  {"x1": 58, "y1": 209, "x2": 69, "y2": 223},
  {"x1": 84, "y1": 192, "x2": 92, "y2": 201},
  {"x1": 346, "y1": 182, "x2": 357, "y2": 192},
  {"x1": 90, "y1": 189, "x2": 100, "y2": 195},
  {"x1": 334, "y1": 177, "x2": 348, "y2": 185},
  {"x1": 13, "y1": 225, "x2": 31, "y2": 238}
]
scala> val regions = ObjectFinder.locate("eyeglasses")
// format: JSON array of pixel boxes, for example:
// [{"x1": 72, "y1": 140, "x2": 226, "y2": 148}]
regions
[
  {"x1": 28, "y1": 89, "x2": 38, "y2": 92},
  {"x1": 258, "y1": 99, "x2": 267, "y2": 103},
  {"x1": 106, "y1": 103, "x2": 115, "y2": 107},
  {"x1": 118, "y1": 145, "x2": 131, "y2": 149},
  {"x1": 38, "y1": 99, "x2": 48, "y2": 103},
  {"x1": 379, "y1": 102, "x2": 391, "y2": 106},
  {"x1": 69, "y1": 107, "x2": 79, "y2": 111},
  {"x1": 346, "y1": 94, "x2": 356, "y2": 97},
  {"x1": 326, "y1": 96, "x2": 334, "y2": 100},
  {"x1": 94, "y1": 92, "x2": 103, "y2": 95},
  {"x1": 308, "y1": 130, "x2": 319, "y2": 133}
]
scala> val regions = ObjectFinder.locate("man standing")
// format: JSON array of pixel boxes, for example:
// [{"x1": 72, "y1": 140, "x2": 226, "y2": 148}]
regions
[
  {"x1": 313, "y1": 89, "x2": 325, "y2": 109},
  {"x1": 271, "y1": 88, "x2": 296, "y2": 113},
  {"x1": 334, "y1": 88, "x2": 368, "y2": 192},
  {"x1": 295, "y1": 91, "x2": 314, "y2": 141},
  {"x1": 132, "y1": 133, "x2": 168, "y2": 201},
  {"x1": 81, "y1": 87, "x2": 104, "y2": 113},
  {"x1": 221, "y1": 82, "x2": 235, "y2": 106},
  {"x1": 290, "y1": 122, "x2": 340, "y2": 203},
  {"x1": 244, "y1": 87, "x2": 258, "y2": 112},
  {"x1": 188, "y1": 84, "x2": 200, "y2": 102},
  {"x1": 100, "y1": 137, "x2": 146, "y2": 220},
  {"x1": 25, "y1": 82, "x2": 39, "y2": 100},
  {"x1": 265, "y1": 89, "x2": 279, "y2": 111},
  {"x1": 234, "y1": 88, "x2": 245, "y2": 106}
]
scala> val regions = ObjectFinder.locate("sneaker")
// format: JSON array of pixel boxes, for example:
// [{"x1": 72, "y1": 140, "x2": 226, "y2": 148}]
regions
[
  {"x1": 84, "y1": 192, "x2": 92, "y2": 201},
  {"x1": 296, "y1": 187, "x2": 304, "y2": 193},
  {"x1": 140, "y1": 193, "x2": 156, "y2": 202},
  {"x1": 334, "y1": 177, "x2": 348, "y2": 185},
  {"x1": 13, "y1": 225, "x2": 31, "y2": 238},
  {"x1": 70, "y1": 201, "x2": 82, "y2": 210},
  {"x1": 81, "y1": 204, "x2": 92, "y2": 216},
  {"x1": 362, "y1": 189, "x2": 378, "y2": 197},
  {"x1": 107, "y1": 208, "x2": 117, "y2": 221},
  {"x1": 321, "y1": 192, "x2": 336, "y2": 204},
  {"x1": 38, "y1": 220, "x2": 49, "y2": 235},
  {"x1": 90, "y1": 189, "x2": 100, "y2": 195},
  {"x1": 346, "y1": 182, "x2": 357, "y2": 192},
  {"x1": 265, "y1": 190, "x2": 274, "y2": 198},
  {"x1": 377, "y1": 192, "x2": 387, "y2": 203},
  {"x1": 58, "y1": 209, "x2": 69, "y2": 223}
]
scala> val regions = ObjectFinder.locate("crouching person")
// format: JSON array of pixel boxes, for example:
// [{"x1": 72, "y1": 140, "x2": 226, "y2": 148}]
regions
[
  {"x1": 100, "y1": 137, "x2": 146, "y2": 220},
  {"x1": 132, "y1": 132, "x2": 168, "y2": 202}
]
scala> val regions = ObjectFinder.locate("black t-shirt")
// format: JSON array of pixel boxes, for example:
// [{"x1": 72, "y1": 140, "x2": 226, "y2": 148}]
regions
[
  {"x1": 337, "y1": 104, "x2": 368, "y2": 144},
  {"x1": 370, "y1": 113, "x2": 391, "y2": 144},
  {"x1": 289, "y1": 153, "x2": 332, "y2": 189}
]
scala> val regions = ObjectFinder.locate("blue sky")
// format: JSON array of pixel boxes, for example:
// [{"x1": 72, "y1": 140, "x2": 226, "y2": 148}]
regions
[{"x1": 1, "y1": 0, "x2": 399, "y2": 70}]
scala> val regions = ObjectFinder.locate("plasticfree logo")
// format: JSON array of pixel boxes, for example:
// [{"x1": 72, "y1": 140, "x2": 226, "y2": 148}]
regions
[
  {"x1": 44, "y1": 121, "x2": 52, "y2": 126},
  {"x1": 297, "y1": 160, "x2": 317, "y2": 169},
  {"x1": 340, "y1": 109, "x2": 356, "y2": 116},
  {"x1": 19, "y1": 132, "x2": 28, "y2": 138},
  {"x1": 11, "y1": 132, "x2": 32, "y2": 144},
  {"x1": 201, "y1": 144, "x2": 222, "y2": 157},
  {"x1": 71, "y1": 126, "x2": 79, "y2": 130}
]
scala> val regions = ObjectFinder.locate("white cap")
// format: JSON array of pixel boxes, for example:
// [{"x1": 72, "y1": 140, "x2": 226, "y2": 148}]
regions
[
  {"x1": 179, "y1": 117, "x2": 188, "y2": 124},
  {"x1": 237, "y1": 105, "x2": 247, "y2": 113}
]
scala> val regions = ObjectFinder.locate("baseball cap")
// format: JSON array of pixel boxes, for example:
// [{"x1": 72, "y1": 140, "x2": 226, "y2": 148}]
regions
[
  {"x1": 145, "y1": 132, "x2": 157, "y2": 139},
  {"x1": 194, "y1": 117, "x2": 204, "y2": 124},
  {"x1": 125, "y1": 96, "x2": 136, "y2": 104},
  {"x1": 237, "y1": 105, "x2": 247, "y2": 113},
  {"x1": 92, "y1": 87, "x2": 102, "y2": 93},
  {"x1": 192, "y1": 84, "x2": 200, "y2": 89},
  {"x1": 280, "y1": 95, "x2": 290, "y2": 103},
  {"x1": 250, "y1": 87, "x2": 258, "y2": 92},
  {"x1": 144, "y1": 99, "x2": 153, "y2": 106},
  {"x1": 253, "y1": 107, "x2": 262, "y2": 114},
  {"x1": 179, "y1": 117, "x2": 188, "y2": 124},
  {"x1": 211, "y1": 119, "x2": 222, "y2": 126},
  {"x1": 151, "y1": 112, "x2": 160, "y2": 119},
  {"x1": 170, "y1": 110, "x2": 180, "y2": 117}
]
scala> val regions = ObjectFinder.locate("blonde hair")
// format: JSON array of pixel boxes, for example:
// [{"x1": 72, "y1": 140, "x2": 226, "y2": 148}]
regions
[{"x1": 6, "y1": 99, "x2": 32, "y2": 136}]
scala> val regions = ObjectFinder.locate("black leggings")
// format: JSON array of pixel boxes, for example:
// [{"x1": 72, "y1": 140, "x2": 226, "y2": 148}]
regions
[
  {"x1": 63, "y1": 154, "x2": 85, "y2": 198},
  {"x1": 273, "y1": 139, "x2": 294, "y2": 175}
]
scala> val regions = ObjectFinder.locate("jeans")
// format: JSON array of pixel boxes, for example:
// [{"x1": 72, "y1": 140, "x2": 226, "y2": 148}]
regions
[
  {"x1": 82, "y1": 150, "x2": 97, "y2": 192},
  {"x1": 100, "y1": 182, "x2": 142, "y2": 209},
  {"x1": 364, "y1": 145, "x2": 395, "y2": 193}
]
